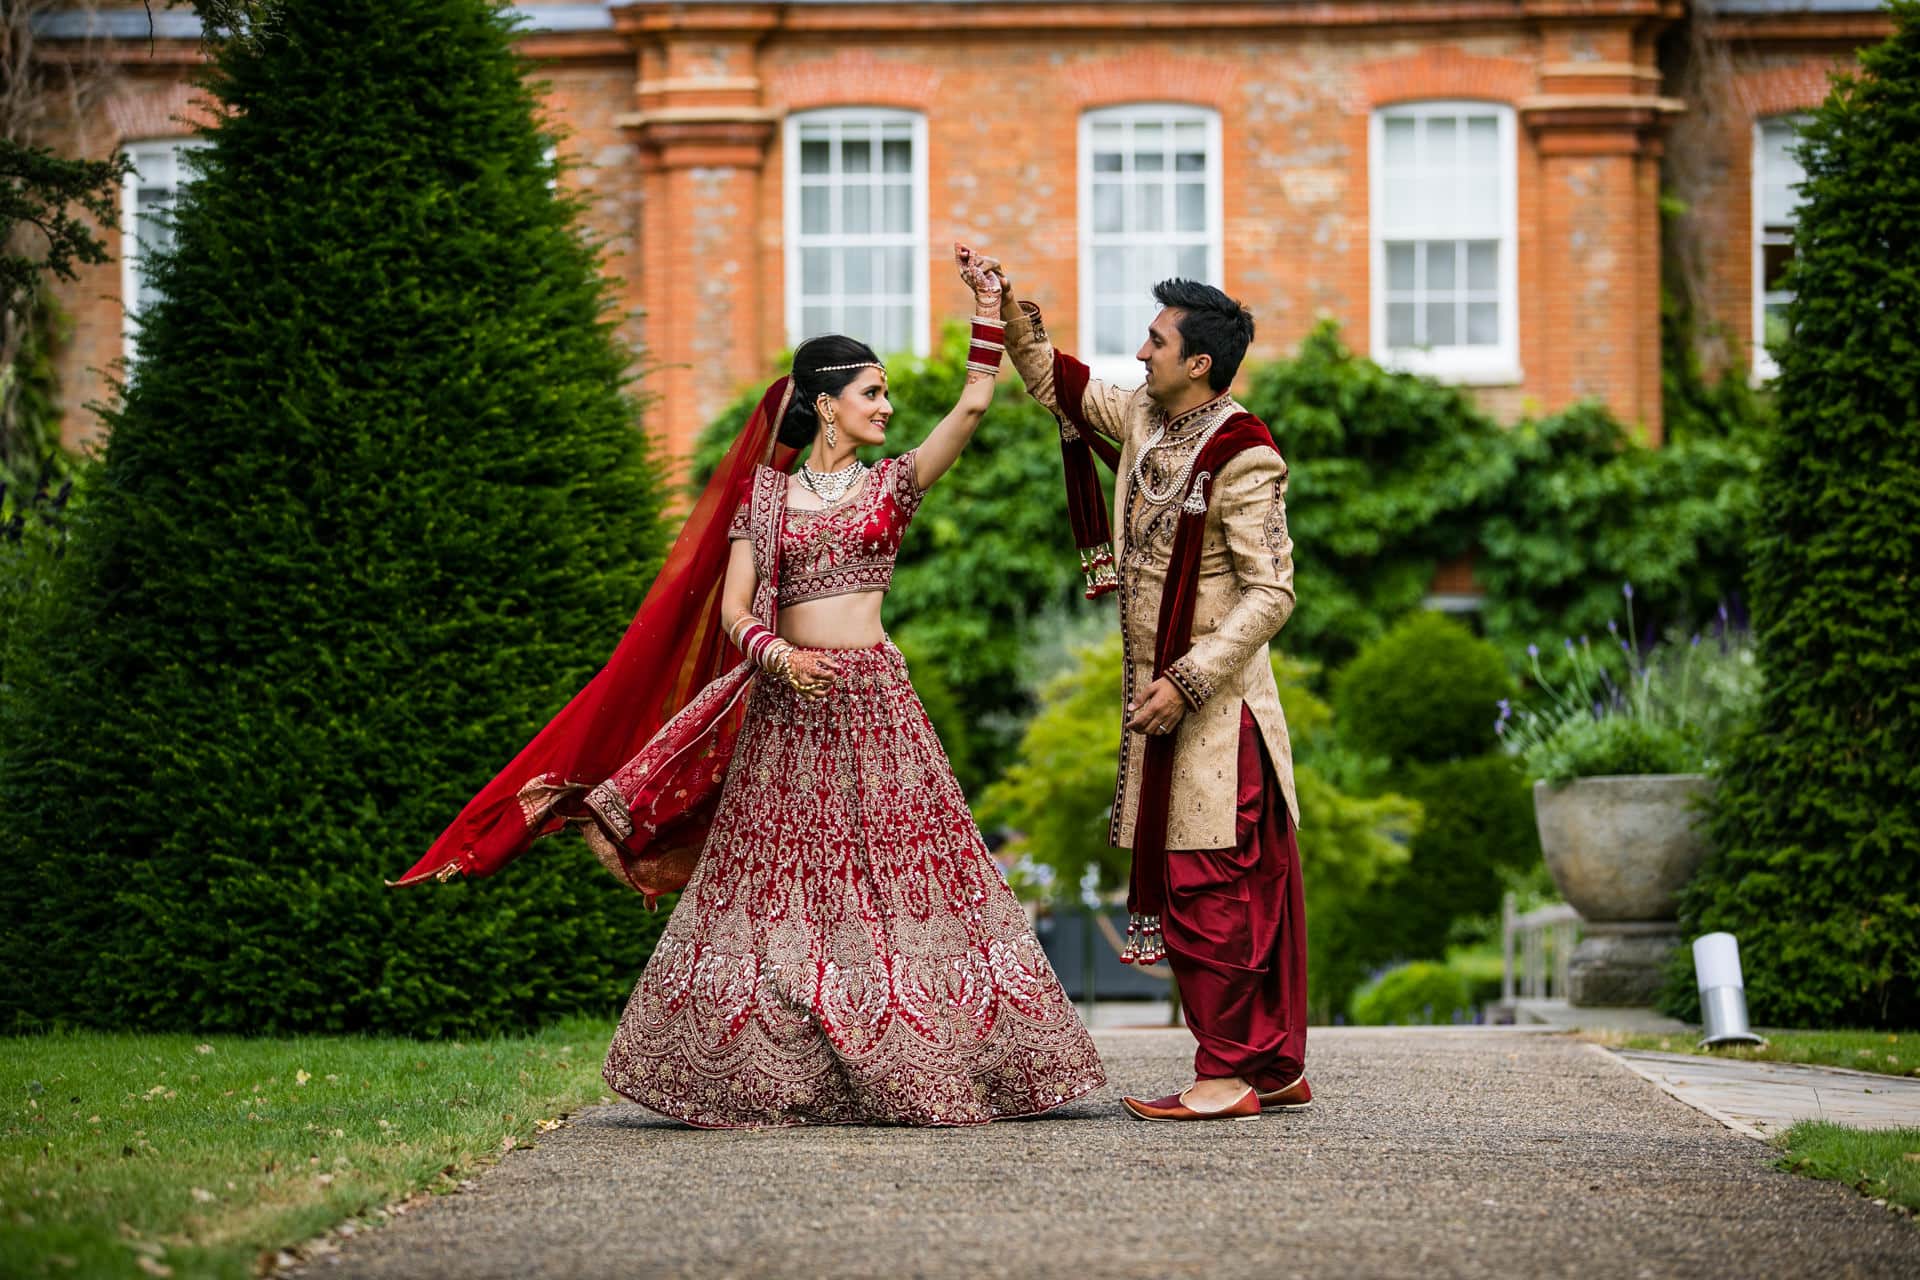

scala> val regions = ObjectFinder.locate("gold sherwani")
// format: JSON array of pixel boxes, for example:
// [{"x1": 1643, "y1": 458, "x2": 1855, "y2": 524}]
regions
[{"x1": 1004, "y1": 303, "x2": 1298, "y2": 850}]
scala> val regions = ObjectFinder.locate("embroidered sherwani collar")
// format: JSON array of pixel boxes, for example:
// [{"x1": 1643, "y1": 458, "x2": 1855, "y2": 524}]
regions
[{"x1": 1157, "y1": 390, "x2": 1236, "y2": 438}]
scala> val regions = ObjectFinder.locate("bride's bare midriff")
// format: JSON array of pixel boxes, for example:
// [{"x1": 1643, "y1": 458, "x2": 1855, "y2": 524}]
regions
[{"x1": 777, "y1": 591, "x2": 888, "y2": 651}]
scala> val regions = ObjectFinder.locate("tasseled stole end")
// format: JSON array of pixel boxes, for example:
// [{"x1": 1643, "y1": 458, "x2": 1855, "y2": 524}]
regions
[
  {"x1": 1056, "y1": 399, "x2": 1120, "y2": 601},
  {"x1": 1119, "y1": 912, "x2": 1165, "y2": 965},
  {"x1": 1078, "y1": 543, "x2": 1118, "y2": 598}
]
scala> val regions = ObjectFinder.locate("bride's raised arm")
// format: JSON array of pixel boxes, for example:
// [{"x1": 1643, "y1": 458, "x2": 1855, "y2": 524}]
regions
[{"x1": 907, "y1": 243, "x2": 1005, "y2": 490}]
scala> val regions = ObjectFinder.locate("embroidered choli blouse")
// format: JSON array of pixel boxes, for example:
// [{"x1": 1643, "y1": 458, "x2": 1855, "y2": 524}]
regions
[{"x1": 728, "y1": 451, "x2": 926, "y2": 607}]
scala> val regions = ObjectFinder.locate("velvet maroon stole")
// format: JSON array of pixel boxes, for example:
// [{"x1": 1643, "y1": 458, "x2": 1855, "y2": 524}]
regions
[
  {"x1": 1127, "y1": 413, "x2": 1274, "y2": 919},
  {"x1": 1051, "y1": 353, "x2": 1121, "y2": 597}
]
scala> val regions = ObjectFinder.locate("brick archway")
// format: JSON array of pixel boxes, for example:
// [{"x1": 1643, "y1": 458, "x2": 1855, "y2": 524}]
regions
[
  {"x1": 764, "y1": 53, "x2": 942, "y2": 114},
  {"x1": 1058, "y1": 53, "x2": 1241, "y2": 113},
  {"x1": 1350, "y1": 47, "x2": 1534, "y2": 111}
]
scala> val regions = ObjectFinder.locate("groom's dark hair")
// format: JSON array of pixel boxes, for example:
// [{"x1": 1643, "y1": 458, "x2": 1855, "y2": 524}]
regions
[{"x1": 1152, "y1": 279, "x2": 1255, "y2": 392}]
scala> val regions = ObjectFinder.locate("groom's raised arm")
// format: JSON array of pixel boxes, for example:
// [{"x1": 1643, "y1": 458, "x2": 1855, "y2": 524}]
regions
[{"x1": 999, "y1": 287, "x2": 1147, "y2": 448}]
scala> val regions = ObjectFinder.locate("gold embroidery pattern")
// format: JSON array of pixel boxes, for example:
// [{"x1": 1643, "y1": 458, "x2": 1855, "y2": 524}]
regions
[
  {"x1": 778, "y1": 453, "x2": 922, "y2": 608},
  {"x1": 603, "y1": 641, "x2": 1106, "y2": 1127},
  {"x1": 1167, "y1": 657, "x2": 1214, "y2": 708},
  {"x1": 1264, "y1": 472, "x2": 1289, "y2": 571}
]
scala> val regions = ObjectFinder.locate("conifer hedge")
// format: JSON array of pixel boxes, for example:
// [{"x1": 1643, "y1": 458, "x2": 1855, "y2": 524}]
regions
[
  {"x1": 1671, "y1": 7, "x2": 1920, "y2": 1028},
  {"x1": 0, "y1": 0, "x2": 673, "y2": 1035}
]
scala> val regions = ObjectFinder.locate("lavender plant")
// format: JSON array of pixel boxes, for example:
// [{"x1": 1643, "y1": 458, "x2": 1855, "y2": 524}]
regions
[{"x1": 1498, "y1": 584, "x2": 1758, "y2": 784}]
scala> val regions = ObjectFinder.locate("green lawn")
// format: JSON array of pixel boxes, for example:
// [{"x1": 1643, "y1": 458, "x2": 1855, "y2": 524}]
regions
[
  {"x1": 1592, "y1": 1028, "x2": 1919, "y2": 1078},
  {"x1": 1775, "y1": 1121, "x2": 1920, "y2": 1218},
  {"x1": 1, "y1": 1020, "x2": 618, "y2": 1279}
]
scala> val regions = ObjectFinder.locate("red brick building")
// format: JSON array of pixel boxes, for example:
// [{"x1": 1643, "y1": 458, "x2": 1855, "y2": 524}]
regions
[{"x1": 34, "y1": 1, "x2": 1893, "y2": 468}]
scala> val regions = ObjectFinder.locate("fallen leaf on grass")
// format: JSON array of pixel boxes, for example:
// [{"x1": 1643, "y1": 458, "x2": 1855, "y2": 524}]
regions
[
  {"x1": 190, "y1": 1187, "x2": 215, "y2": 1203},
  {"x1": 194, "y1": 1044, "x2": 213, "y2": 1055},
  {"x1": 294, "y1": 1070, "x2": 311, "y2": 1087},
  {"x1": 500, "y1": 1135, "x2": 517, "y2": 1153},
  {"x1": 134, "y1": 1258, "x2": 172, "y2": 1277}
]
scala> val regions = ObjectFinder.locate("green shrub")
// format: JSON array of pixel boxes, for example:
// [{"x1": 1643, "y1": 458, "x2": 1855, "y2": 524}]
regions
[
  {"x1": 1349, "y1": 961, "x2": 1475, "y2": 1026},
  {"x1": 1312, "y1": 618, "x2": 1533, "y2": 1010},
  {"x1": 1382, "y1": 754, "x2": 1539, "y2": 953},
  {"x1": 1528, "y1": 715, "x2": 1698, "y2": 784},
  {"x1": 1332, "y1": 611, "x2": 1513, "y2": 765},
  {"x1": 0, "y1": 0, "x2": 673, "y2": 1035},
  {"x1": 1670, "y1": 10, "x2": 1920, "y2": 1029}
]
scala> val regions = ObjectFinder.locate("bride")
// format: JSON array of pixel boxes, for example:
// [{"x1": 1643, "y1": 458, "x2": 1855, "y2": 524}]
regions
[{"x1": 396, "y1": 245, "x2": 1103, "y2": 1127}]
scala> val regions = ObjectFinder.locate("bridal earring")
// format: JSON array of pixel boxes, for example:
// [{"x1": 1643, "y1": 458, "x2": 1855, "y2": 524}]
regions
[{"x1": 824, "y1": 411, "x2": 837, "y2": 450}]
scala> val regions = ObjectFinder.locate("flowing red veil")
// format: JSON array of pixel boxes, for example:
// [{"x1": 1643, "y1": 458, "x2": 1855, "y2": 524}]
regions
[{"x1": 390, "y1": 378, "x2": 798, "y2": 903}]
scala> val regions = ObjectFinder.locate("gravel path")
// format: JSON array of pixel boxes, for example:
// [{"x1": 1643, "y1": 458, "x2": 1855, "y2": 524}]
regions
[{"x1": 287, "y1": 1027, "x2": 1920, "y2": 1280}]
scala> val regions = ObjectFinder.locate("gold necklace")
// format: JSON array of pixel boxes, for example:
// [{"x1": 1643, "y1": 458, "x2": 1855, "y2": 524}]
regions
[{"x1": 1130, "y1": 400, "x2": 1235, "y2": 507}]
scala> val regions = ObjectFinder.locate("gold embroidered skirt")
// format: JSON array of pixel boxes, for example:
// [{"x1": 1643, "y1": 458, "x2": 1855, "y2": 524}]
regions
[{"x1": 603, "y1": 641, "x2": 1106, "y2": 1128}]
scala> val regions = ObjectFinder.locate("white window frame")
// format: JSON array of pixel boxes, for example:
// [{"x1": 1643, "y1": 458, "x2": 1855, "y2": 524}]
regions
[
  {"x1": 120, "y1": 137, "x2": 210, "y2": 364},
  {"x1": 1751, "y1": 115, "x2": 1808, "y2": 383},
  {"x1": 1077, "y1": 103, "x2": 1224, "y2": 387},
  {"x1": 1369, "y1": 100, "x2": 1520, "y2": 384},
  {"x1": 782, "y1": 107, "x2": 930, "y2": 359}
]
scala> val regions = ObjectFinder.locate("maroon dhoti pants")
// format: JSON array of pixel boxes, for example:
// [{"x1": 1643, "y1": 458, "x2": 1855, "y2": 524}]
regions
[{"x1": 1163, "y1": 703, "x2": 1307, "y2": 1088}]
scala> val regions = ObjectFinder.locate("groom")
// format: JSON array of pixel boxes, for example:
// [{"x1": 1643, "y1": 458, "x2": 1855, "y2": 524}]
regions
[{"x1": 976, "y1": 252, "x2": 1307, "y2": 1121}]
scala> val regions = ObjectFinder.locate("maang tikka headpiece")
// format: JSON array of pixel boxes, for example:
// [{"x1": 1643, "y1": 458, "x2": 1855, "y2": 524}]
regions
[{"x1": 813, "y1": 361, "x2": 886, "y2": 374}]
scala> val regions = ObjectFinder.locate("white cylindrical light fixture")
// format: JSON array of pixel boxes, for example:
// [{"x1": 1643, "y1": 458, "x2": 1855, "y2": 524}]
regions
[{"x1": 1693, "y1": 932, "x2": 1766, "y2": 1047}]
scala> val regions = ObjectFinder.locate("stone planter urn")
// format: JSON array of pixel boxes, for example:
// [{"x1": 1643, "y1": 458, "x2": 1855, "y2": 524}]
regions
[{"x1": 1531, "y1": 774, "x2": 1714, "y2": 1007}]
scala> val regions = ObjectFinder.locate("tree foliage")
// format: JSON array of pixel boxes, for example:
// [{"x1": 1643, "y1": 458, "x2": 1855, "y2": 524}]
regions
[
  {"x1": 0, "y1": 0, "x2": 672, "y2": 1035},
  {"x1": 1241, "y1": 324, "x2": 1763, "y2": 675},
  {"x1": 1671, "y1": 8, "x2": 1920, "y2": 1029},
  {"x1": 1333, "y1": 610, "x2": 1513, "y2": 764}
]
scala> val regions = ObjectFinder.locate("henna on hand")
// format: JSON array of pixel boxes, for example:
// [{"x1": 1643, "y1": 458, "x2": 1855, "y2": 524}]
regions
[
  {"x1": 954, "y1": 242, "x2": 1004, "y2": 310},
  {"x1": 786, "y1": 648, "x2": 844, "y2": 699}
]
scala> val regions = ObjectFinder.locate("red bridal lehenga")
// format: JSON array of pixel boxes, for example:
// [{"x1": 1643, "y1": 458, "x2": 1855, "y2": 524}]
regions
[
  {"x1": 395, "y1": 378, "x2": 1103, "y2": 1129},
  {"x1": 601, "y1": 453, "x2": 1103, "y2": 1128}
]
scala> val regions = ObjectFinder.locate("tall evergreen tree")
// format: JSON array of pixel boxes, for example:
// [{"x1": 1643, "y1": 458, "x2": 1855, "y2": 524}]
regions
[
  {"x1": 1674, "y1": 4, "x2": 1920, "y2": 1027},
  {"x1": 0, "y1": 0, "x2": 672, "y2": 1034}
]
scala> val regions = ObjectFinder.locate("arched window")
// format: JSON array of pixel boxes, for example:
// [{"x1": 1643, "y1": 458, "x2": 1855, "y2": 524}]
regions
[
  {"x1": 1752, "y1": 114, "x2": 1809, "y2": 381},
  {"x1": 783, "y1": 108, "x2": 929, "y2": 358},
  {"x1": 120, "y1": 137, "x2": 209, "y2": 363},
  {"x1": 1369, "y1": 101, "x2": 1519, "y2": 383},
  {"x1": 1079, "y1": 104, "x2": 1223, "y2": 386}
]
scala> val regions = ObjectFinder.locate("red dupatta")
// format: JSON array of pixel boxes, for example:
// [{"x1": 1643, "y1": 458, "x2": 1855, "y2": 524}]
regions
[{"x1": 391, "y1": 378, "x2": 798, "y2": 904}]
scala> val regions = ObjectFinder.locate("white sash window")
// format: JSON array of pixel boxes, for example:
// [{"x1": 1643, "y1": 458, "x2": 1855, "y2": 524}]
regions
[
  {"x1": 1370, "y1": 102, "x2": 1519, "y2": 383},
  {"x1": 1752, "y1": 116, "x2": 1809, "y2": 382},
  {"x1": 784, "y1": 109, "x2": 929, "y2": 358},
  {"x1": 1079, "y1": 104, "x2": 1223, "y2": 387},
  {"x1": 120, "y1": 138, "x2": 209, "y2": 363}
]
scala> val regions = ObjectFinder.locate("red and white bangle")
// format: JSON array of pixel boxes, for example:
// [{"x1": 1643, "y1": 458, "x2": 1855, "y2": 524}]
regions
[
  {"x1": 735, "y1": 620, "x2": 790, "y2": 674},
  {"x1": 966, "y1": 315, "x2": 1005, "y2": 377}
]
